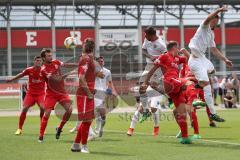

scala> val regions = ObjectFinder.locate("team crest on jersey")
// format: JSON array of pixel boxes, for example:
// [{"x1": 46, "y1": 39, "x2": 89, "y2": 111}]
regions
[
  {"x1": 54, "y1": 64, "x2": 59, "y2": 69},
  {"x1": 175, "y1": 57, "x2": 179, "y2": 62}
]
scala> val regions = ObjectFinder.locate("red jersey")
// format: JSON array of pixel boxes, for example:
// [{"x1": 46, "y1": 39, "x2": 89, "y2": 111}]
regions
[
  {"x1": 41, "y1": 60, "x2": 66, "y2": 95},
  {"x1": 154, "y1": 52, "x2": 186, "y2": 79},
  {"x1": 77, "y1": 55, "x2": 95, "y2": 96},
  {"x1": 21, "y1": 66, "x2": 45, "y2": 95}
]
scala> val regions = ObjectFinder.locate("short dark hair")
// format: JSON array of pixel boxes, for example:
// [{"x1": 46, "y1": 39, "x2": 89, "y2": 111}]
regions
[
  {"x1": 40, "y1": 48, "x2": 52, "y2": 58},
  {"x1": 96, "y1": 56, "x2": 104, "y2": 61},
  {"x1": 34, "y1": 55, "x2": 42, "y2": 60},
  {"x1": 83, "y1": 38, "x2": 95, "y2": 53},
  {"x1": 144, "y1": 26, "x2": 156, "y2": 36},
  {"x1": 167, "y1": 41, "x2": 178, "y2": 51}
]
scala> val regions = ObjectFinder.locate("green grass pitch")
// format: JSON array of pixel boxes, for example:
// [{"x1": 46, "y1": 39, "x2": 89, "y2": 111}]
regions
[{"x1": 0, "y1": 109, "x2": 240, "y2": 160}]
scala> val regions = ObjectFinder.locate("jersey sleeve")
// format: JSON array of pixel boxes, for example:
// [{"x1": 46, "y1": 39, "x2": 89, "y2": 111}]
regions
[
  {"x1": 154, "y1": 54, "x2": 165, "y2": 67},
  {"x1": 106, "y1": 70, "x2": 112, "y2": 82},
  {"x1": 78, "y1": 57, "x2": 89, "y2": 77},
  {"x1": 199, "y1": 21, "x2": 209, "y2": 29},
  {"x1": 209, "y1": 33, "x2": 216, "y2": 48},
  {"x1": 21, "y1": 68, "x2": 29, "y2": 76},
  {"x1": 142, "y1": 38, "x2": 148, "y2": 49},
  {"x1": 55, "y1": 60, "x2": 64, "y2": 66}
]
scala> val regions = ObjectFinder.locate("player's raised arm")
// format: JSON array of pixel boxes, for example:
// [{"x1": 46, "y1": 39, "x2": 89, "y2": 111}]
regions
[
  {"x1": 210, "y1": 47, "x2": 233, "y2": 68},
  {"x1": 203, "y1": 6, "x2": 228, "y2": 26}
]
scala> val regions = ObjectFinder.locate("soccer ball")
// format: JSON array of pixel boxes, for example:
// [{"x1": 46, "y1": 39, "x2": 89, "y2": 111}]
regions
[{"x1": 64, "y1": 37, "x2": 77, "y2": 49}]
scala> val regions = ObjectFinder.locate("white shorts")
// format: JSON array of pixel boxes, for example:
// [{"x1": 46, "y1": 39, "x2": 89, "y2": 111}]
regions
[
  {"x1": 94, "y1": 90, "x2": 106, "y2": 108},
  {"x1": 146, "y1": 88, "x2": 162, "y2": 109},
  {"x1": 188, "y1": 54, "x2": 215, "y2": 82}
]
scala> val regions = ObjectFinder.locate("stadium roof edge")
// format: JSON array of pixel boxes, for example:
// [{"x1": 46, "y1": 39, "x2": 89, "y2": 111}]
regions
[{"x1": 0, "y1": 0, "x2": 239, "y2": 6}]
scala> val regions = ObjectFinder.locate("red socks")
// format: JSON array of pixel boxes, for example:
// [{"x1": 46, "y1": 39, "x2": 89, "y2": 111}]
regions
[
  {"x1": 39, "y1": 115, "x2": 49, "y2": 137},
  {"x1": 191, "y1": 111, "x2": 199, "y2": 134},
  {"x1": 175, "y1": 114, "x2": 188, "y2": 138},
  {"x1": 74, "y1": 121, "x2": 92, "y2": 145},
  {"x1": 18, "y1": 112, "x2": 27, "y2": 129},
  {"x1": 206, "y1": 107, "x2": 212, "y2": 123}
]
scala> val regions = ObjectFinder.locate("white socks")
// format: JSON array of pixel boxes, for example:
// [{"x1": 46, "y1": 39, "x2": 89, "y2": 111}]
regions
[
  {"x1": 130, "y1": 110, "x2": 139, "y2": 129},
  {"x1": 203, "y1": 84, "x2": 216, "y2": 114},
  {"x1": 152, "y1": 110, "x2": 159, "y2": 127}
]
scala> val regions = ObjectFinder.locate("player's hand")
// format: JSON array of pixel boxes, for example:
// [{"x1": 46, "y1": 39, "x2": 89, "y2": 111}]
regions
[
  {"x1": 96, "y1": 71, "x2": 105, "y2": 79},
  {"x1": 87, "y1": 92, "x2": 94, "y2": 99},
  {"x1": 150, "y1": 56, "x2": 157, "y2": 62},
  {"x1": 225, "y1": 59, "x2": 233, "y2": 68},
  {"x1": 218, "y1": 6, "x2": 228, "y2": 13}
]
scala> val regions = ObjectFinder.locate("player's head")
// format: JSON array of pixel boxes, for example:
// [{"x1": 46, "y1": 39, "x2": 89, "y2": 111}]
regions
[
  {"x1": 41, "y1": 48, "x2": 53, "y2": 63},
  {"x1": 96, "y1": 56, "x2": 104, "y2": 67},
  {"x1": 144, "y1": 26, "x2": 157, "y2": 41},
  {"x1": 83, "y1": 38, "x2": 95, "y2": 54},
  {"x1": 33, "y1": 55, "x2": 42, "y2": 67},
  {"x1": 167, "y1": 41, "x2": 179, "y2": 56},
  {"x1": 210, "y1": 15, "x2": 219, "y2": 30}
]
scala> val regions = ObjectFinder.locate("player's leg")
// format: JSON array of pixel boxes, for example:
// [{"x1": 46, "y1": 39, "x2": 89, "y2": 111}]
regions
[
  {"x1": 173, "y1": 96, "x2": 191, "y2": 144},
  {"x1": 36, "y1": 94, "x2": 45, "y2": 120},
  {"x1": 127, "y1": 99, "x2": 142, "y2": 136},
  {"x1": 72, "y1": 95, "x2": 94, "y2": 153},
  {"x1": 149, "y1": 96, "x2": 160, "y2": 136},
  {"x1": 97, "y1": 107, "x2": 106, "y2": 137},
  {"x1": 188, "y1": 56, "x2": 224, "y2": 122},
  {"x1": 94, "y1": 97, "x2": 106, "y2": 137},
  {"x1": 39, "y1": 95, "x2": 56, "y2": 142},
  {"x1": 56, "y1": 95, "x2": 73, "y2": 139},
  {"x1": 15, "y1": 93, "x2": 36, "y2": 135}
]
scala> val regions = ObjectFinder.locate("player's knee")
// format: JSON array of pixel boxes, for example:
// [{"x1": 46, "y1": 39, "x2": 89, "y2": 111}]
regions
[{"x1": 22, "y1": 107, "x2": 29, "y2": 113}]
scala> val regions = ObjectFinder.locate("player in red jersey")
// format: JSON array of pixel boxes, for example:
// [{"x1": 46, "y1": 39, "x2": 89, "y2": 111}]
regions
[
  {"x1": 38, "y1": 48, "x2": 77, "y2": 142},
  {"x1": 6, "y1": 56, "x2": 45, "y2": 135},
  {"x1": 71, "y1": 38, "x2": 96, "y2": 153},
  {"x1": 140, "y1": 41, "x2": 193, "y2": 144}
]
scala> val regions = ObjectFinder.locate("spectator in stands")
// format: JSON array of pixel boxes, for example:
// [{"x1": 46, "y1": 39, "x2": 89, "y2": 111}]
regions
[
  {"x1": 231, "y1": 72, "x2": 239, "y2": 104},
  {"x1": 224, "y1": 90, "x2": 236, "y2": 108}
]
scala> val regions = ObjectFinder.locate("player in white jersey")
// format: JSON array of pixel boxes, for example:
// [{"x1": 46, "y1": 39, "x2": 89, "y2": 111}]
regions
[
  {"x1": 188, "y1": 6, "x2": 233, "y2": 122},
  {"x1": 93, "y1": 56, "x2": 114, "y2": 137},
  {"x1": 127, "y1": 27, "x2": 166, "y2": 136}
]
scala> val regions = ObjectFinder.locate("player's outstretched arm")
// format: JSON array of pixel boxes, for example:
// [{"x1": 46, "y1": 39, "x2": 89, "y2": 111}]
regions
[
  {"x1": 62, "y1": 63, "x2": 78, "y2": 68},
  {"x1": 203, "y1": 6, "x2": 228, "y2": 25},
  {"x1": 210, "y1": 47, "x2": 233, "y2": 68},
  {"x1": 6, "y1": 72, "x2": 25, "y2": 83}
]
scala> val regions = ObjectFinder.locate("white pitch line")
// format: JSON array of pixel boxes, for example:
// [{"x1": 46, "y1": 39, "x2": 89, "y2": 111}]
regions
[{"x1": 105, "y1": 129, "x2": 240, "y2": 146}]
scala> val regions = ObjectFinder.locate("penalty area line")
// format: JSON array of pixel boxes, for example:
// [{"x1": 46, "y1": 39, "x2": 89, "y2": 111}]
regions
[{"x1": 105, "y1": 129, "x2": 240, "y2": 146}]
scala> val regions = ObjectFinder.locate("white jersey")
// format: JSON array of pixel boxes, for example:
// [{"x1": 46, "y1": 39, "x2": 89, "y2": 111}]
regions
[
  {"x1": 95, "y1": 67, "x2": 112, "y2": 91},
  {"x1": 142, "y1": 37, "x2": 167, "y2": 63},
  {"x1": 189, "y1": 22, "x2": 216, "y2": 57}
]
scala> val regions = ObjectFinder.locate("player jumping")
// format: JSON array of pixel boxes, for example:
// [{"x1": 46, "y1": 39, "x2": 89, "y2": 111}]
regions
[{"x1": 188, "y1": 6, "x2": 233, "y2": 122}]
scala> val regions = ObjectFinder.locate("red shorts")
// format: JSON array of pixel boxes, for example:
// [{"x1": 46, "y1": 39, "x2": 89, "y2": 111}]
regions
[
  {"x1": 23, "y1": 93, "x2": 45, "y2": 108},
  {"x1": 170, "y1": 91, "x2": 188, "y2": 107},
  {"x1": 76, "y1": 95, "x2": 95, "y2": 122},
  {"x1": 44, "y1": 93, "x2": 72, "y2": 110},
  {"x1": 185, "y1": 84, "x2": 200, "y2": 105}
]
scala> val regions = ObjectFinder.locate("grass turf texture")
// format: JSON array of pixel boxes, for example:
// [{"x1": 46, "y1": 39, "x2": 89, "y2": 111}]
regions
[{"x1": 0, "y1": 109, "x2": 240, "y2": 160}]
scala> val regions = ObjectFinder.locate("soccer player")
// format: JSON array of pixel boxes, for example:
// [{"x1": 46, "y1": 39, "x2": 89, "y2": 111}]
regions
[
  {"x1": 188, "y1": 6, "x2": 233, "y2": 122},
  {"x1": 138, "y1": 26, "x2": 166, "y2": 123},
  {"x1": 69, "y1": 56, "x2": 114, "y2": 139},
  {"x1": 38, "y1": 48, "x2": 76, "y2": 142},
  {"x1": 141, "y1": 41, "x2": 192, "y2": 144},
  {"x1": 71, "y1": 38, "x2": 96, "y2": 153},
  {"x1": 6, "y1": 56, "x2": 45, "y2": 135}
]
